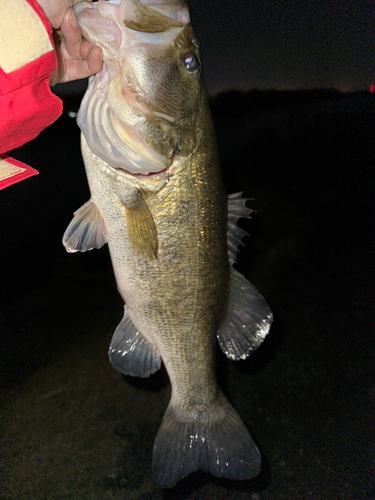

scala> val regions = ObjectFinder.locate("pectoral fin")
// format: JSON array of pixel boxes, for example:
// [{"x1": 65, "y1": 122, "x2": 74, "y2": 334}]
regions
[
  {"x1": 62, "y1": 200, "x2": 107, "y2": 253},
  {"x1": 125, "y1": 191, "x2": 158, "y2": 260},
  {"x1": 217, "y1": 268, "x2": 273, "y2": 361},
  {"x1": 109, "y1": 306, "x2": 161, "y2": 377}
]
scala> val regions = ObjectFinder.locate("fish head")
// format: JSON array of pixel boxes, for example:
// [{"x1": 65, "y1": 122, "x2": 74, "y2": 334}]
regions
[{"x1": 74, "y1": 0, "x2": 203, "y2": 176}]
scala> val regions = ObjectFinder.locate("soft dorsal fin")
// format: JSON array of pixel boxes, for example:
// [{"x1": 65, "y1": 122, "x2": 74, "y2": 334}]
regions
[
  {"x1": 220, "y1": 192, "x2": 272, "y2": 360},
  {"x1": 217, "y1": 267, "x2": 273, "y2": 360},
  {"x1": 227, "y1": 192, "x2": 254, "y2": 265},
  {"x1": 109, "y1": 306, "x2": 161, "y2": 378},
  {"x1": 62, "y1": 200, "x2": 107, "y2": 253},
  {"x1": 125, "y1": 190, "x2": 158, "y2": 260}
]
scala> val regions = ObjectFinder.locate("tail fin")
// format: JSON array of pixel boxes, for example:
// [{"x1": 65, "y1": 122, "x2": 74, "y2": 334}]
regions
[{"x1": 152, "y1": 392, "x2": 261, "y2": 488}]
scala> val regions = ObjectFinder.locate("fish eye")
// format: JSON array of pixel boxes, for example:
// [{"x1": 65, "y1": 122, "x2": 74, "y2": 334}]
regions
[{"x1": 182, "y1": 53, "x2": 200, "y2": 74}]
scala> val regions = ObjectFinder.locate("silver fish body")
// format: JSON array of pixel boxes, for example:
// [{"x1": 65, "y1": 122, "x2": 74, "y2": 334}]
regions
[{"x1": 64, "y1": 0, "x2": 273, "y2": 487}]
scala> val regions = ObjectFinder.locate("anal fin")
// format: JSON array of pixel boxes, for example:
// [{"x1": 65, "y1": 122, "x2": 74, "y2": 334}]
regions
[
  {"x1": 218, "y1": 268, "x2": 273, "y2": 360},
  {"x1": 109, "y1": 305, "x2": 161, "y2": 378},
  {"x1": 62, "y1": 199, "x2": 107, "y2": 253}
]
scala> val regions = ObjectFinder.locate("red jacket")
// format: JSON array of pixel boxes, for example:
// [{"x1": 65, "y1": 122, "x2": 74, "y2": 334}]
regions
[{"x1": 0, "y1": 0, "x2": 62, "y2": 189}]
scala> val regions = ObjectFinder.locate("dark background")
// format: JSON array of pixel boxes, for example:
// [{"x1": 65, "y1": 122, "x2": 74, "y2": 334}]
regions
[
  {"x1": 186, "y1": 0, "x2": 375, "y2": 95},
  {"x1": 0, "y1": 3, "x2": 375, "y2": 495},
  {"x1": 0, "y1": 87, "x2": 374, "y2": 499},
  {"x1": 56, "y1": 0, "x2": 375, "y2": 96}
]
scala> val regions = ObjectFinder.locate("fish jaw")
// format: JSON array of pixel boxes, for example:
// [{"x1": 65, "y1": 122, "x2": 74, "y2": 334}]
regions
[{"x1": 76, "y1": 65, "x2": 173, "y2": 176}]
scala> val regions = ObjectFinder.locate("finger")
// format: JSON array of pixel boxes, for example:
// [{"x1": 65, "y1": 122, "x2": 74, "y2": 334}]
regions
[
  {"x1": 79, "y1": 40, "x2": 93, "y2": 60},
  {"x1": 63, "y1": 46, "x2": 103, "y2": 82},
  {"x1": 50, "y1": 30, "x2": 66, "y2": 86},
  {"x1": 59, "y1": 8, "x2": 83, "y2": 61},
  {"x1": 86, "y1": 46, "x2": 103, "y2": 75}
]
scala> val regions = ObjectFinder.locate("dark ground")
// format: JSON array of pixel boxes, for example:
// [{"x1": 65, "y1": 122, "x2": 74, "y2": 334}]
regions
[{"x1": 0, "y1": 90, "x2": 374, "y2": 500}]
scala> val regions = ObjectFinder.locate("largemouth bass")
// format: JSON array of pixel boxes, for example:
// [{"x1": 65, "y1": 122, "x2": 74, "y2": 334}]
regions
[{"x1": 63, "y1": 0, "x2": 273, "y2": 488}]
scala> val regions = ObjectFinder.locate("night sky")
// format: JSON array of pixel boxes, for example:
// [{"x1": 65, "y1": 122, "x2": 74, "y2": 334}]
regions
[{"x1": 187, "y1": 0, "x2": 375, "y2": 95}]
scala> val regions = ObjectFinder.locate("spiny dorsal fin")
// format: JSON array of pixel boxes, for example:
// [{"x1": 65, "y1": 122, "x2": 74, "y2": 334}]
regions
[
  {"x1": 125, "y1": 190, "x2": 158, "y2": 260},
  {"x1": 227, "y1": 192, "x2": 254, "y2": 265},
  {"x1": 109, "y1": 305, "x2": 161, "y2": 377},
  {"x1": 62, "y1": 199, "x2": 107, "y2": 253},
  {"x1": 217, "y1": 267, "x2": 273, "y2": 360}
]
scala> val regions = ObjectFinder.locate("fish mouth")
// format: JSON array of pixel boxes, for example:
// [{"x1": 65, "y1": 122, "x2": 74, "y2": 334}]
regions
[
  {"x1": 74, "y1": 0, "x2": 189, "y2": 43},
  {"x1": 77, "y1": 63, "x2": 180, "y2": 176},
  {"x1": 73, "y1": 2, "x2": 122, "y2": 56},
  {"x1": 109, "y1": 162, "x2": 171, "y2": 180},
  {"x1": 75, "y1": 0, "x2": 189, "y2": 176}
]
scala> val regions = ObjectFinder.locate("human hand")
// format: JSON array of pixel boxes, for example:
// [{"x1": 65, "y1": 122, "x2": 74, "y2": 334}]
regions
[{"x1": 37, "y1": 1, "x2": 103, "y2": 85}]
